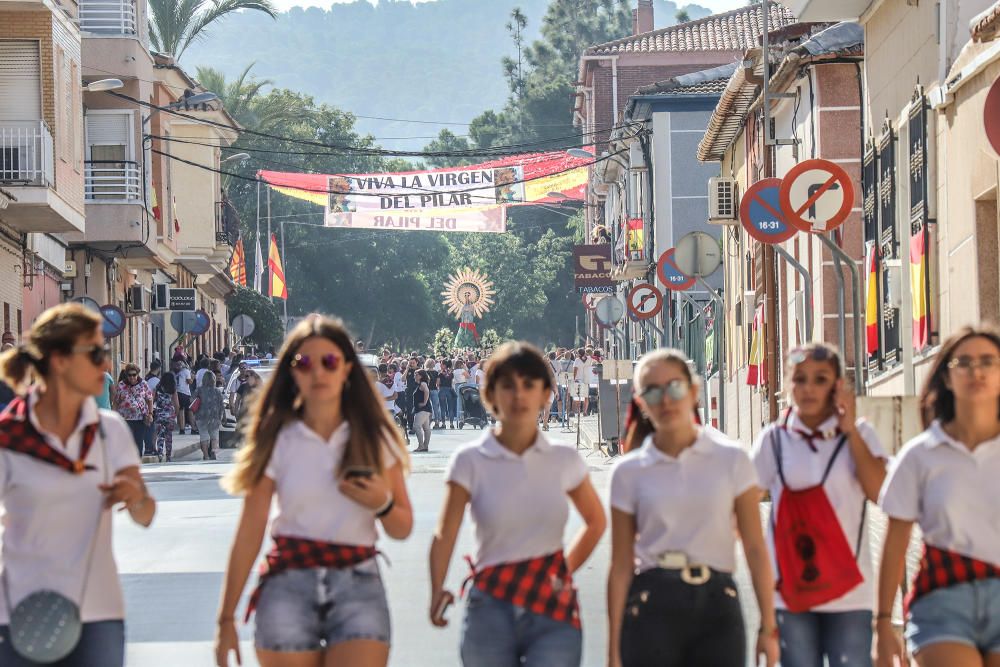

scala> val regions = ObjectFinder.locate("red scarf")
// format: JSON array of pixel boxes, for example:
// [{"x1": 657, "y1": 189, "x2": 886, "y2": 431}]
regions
[
  {"x1": 906, "y1": 544, "x2": 1000, "y2": 614},
  {"x1": 463, "y1": 551, "x2": 580, "y2": 629},
  {"x1": 0, "y1": 396, "x2": 99, "y2": 474}
]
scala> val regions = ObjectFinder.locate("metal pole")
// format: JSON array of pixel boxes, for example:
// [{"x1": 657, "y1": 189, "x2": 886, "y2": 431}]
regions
[
  {"x1": 773, "y1": 245, "x2": 815, "y2": 341},
  {"x1": 762, "y1": 0, "x2": 771, "y2": 145},
  {"x1": 831, "y1": 249, "x2": 847, "y2": 353},
  {"x1": 281, "y1": 220, "x2": 288, "y2": 334},
  {"x1": 818, "y1": 234, "x2": 865, "y2": 394},
  {"x1": 697, "y1": 277, "x2": 726, "y2": 433}
]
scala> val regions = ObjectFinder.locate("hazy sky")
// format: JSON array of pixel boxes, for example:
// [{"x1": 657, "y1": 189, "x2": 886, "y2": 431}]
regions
[{"x1": 269, "y1": 0, "x2": 752, "y2": 16}]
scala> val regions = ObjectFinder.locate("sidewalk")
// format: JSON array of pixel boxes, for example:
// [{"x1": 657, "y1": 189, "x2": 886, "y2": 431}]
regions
[{"x1": 139, "y1": 432, "x2": 205, "y2": 464}]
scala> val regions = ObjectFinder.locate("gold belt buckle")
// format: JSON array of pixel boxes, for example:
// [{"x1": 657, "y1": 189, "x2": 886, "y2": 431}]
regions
[{"x1": 680, "y1": 564, "x2": 711, "y2": 586}]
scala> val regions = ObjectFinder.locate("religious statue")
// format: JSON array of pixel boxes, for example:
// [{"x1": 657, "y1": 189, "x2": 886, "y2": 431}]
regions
[{"x1": 441, "y1": 268, "x2": 495, "y2": 349}]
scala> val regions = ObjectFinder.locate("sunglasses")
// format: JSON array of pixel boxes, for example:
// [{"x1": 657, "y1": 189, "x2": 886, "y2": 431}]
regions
[
  {"x1": 947, "y1": 355, "x2": 1000, "y2": 373},
  {"x1": 73, "y1": 344, "x2": 111, "y2": 366},
  {"x1": 795, "y1": 534, "x2": 820, "y2": 583},
  {"x1": 788, "y1": 346, "x2": 836, "y2": 367},
  {"x1": 290, "y1": 353, "x2": 341, "y2": 373},
  {"x1": 639, "y1": 379, "x2": 689, "y2": 405}
]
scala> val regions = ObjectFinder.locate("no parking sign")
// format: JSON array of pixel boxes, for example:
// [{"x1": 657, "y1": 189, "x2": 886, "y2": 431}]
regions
[
  {"x1": 740, "y1": 178, "x2": 797, "y2": 244},
  {"x1": 779, "y1": 159, "x2": 855, "y2": 233},
  {"x1": 656, "y1": 248, "x2": 695, "y2": 291}
]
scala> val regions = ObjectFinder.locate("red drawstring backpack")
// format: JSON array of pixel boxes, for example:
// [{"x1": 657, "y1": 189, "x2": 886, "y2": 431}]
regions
[{"x1": 769, "y1": 425, "x2": 865, "y2": 612}]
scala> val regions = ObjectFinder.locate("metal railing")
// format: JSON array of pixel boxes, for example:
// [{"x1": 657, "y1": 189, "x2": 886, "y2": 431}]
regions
[
  {"x1": 0, "y1": 121, "x2": 54, "y2": 187},
  {"x1": 85, "y1": 160, "x2": 141, "y2": 200},
  {"x1": 215, "y1": 200, "x2": 238, "y2": 247},
  {"x1": 78, "y1": 0, "x2": 137, "y2": 35}
]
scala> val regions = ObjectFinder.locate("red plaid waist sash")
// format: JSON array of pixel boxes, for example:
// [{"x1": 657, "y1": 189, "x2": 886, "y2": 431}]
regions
[
  {"x1": 906, "y1": 544, "x2": 1000, "y2": 614},
  {"x1": 462, "y1": 550, "x2": 580, "y2": 629},
  {"x1": 245, "y1": 535, "x2": 378, "y2": 621},
  {"x1": 0, "y1": 396, "x2": 99, "y2": 474}
]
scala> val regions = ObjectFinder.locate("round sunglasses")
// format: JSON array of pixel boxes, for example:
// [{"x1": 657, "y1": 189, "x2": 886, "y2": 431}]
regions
[
  {"x1": 638, "y1": 378, "x2": 690, "y2": 405},
  {"x1": 290, "y1": 353, "x2": 342, "y2": 373}
]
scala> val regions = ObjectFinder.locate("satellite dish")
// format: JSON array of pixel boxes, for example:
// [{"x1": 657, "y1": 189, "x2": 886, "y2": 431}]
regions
[{"x1": 673, "y1": 231, "x2": 721, "y2": 278}]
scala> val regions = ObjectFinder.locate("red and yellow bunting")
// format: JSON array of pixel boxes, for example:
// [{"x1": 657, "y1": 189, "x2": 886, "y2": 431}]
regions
[
  {"x1": 229, "y1": 237, "x2": 247, "y2": 287},
  {"x1": 268, "y1": 234, "x2": 287, "y2": 300}
]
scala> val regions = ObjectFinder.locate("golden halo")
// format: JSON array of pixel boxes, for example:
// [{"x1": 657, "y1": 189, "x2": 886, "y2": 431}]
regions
[{"x1": 441, "y1": 268, "x2": 495, "y2": 319}]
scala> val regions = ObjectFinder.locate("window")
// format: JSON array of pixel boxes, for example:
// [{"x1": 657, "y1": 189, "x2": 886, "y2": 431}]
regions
[{"x1": 85, "y1": 112, "x2": 134, "y2": 199}]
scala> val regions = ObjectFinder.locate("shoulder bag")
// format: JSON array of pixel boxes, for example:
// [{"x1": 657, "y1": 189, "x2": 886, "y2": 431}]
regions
[{"x1": 2, "y1": 421, "x2": 109, "y2": 663}]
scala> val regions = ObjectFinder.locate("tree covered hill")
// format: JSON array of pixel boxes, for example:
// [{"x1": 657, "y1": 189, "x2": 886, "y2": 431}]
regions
[{"x1": 183, "y1": 0, "x2": 712, "y2": 149}]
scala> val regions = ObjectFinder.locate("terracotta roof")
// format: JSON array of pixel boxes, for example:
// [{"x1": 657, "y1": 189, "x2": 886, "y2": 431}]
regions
[
  {"x1": 635, "y1": 62, "x2": 739, "y2": 97},
  {"x1": 585, "y1": 2, "x2": 796, "y2": 55},
  {"x1": 971, "y1": 2, "x2": 1000, "y2": 42}
]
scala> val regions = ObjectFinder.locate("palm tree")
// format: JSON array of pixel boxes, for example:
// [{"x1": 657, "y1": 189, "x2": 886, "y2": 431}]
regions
[
  {"x1": 148, "y1": 0, "x2": 277, "y2": 60},
  {"x1": 195, "y1": 63, "x2": 305, "y2": 132}
]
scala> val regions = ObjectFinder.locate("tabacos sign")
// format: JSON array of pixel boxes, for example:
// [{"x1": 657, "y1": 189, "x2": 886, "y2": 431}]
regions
[{"x1": 573, "y1": 244, "x2": 614, "y2": 294}]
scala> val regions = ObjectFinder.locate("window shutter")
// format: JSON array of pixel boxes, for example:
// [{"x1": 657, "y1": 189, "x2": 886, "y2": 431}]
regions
[
  {"x1": 0, "y1": 41, "x2": 41, "y2": 120},
  {"x1": 85, "y1": 113, "x2": 130, "y2": 147}
]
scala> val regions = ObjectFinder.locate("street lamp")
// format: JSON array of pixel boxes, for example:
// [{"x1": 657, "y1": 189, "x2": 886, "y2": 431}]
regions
[
  {"x1": 567, "y1": 148, "x2": 593, "y2": 159},
  {"x1": 221, "y1": 153, "x2": 251, "y2": 164},
  {"x1": 84, "y1": 79, "x2": 124, "y2": 92}
]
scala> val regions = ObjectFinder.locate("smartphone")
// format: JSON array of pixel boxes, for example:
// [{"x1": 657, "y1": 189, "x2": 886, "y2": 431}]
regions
[
  {"x1": 432, "y1": 592, "x2": 454, "y2": 624},
  {"x1": 344, "y1": 467, "x2": 375, "y2": 480}
]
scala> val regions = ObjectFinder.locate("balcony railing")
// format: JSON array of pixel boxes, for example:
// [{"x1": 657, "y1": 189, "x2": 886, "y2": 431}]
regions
[
  {"x1": 215, "y1": 200, "x2": 239, "y2": 247},
  {"x1": 85, "y1": 160, "x2": 141, "y2": 201},
  {"x1": 0, "y1": 121, "x2": 54, "y2": 187},
  {"x1": 79, "y1": 0, "x2": 137, "y2": 35}
]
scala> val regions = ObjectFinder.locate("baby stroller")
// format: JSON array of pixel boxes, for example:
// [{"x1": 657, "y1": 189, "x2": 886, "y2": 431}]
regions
[{"x1": 458, "y1": 385, "x2": 488, "y2": 429}]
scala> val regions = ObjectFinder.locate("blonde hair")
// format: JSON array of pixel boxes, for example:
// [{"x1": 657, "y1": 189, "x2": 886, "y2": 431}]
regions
[
  {"x1": 200, "y1": 370, "x2": 216, "y2": 388},
  {"x1": 0, "y1": 303, "x2": 102, "y2": 390},
  {"x1": 423, "y1": 359, "x2": 435, "y2": 370},
  {"x1": 223, "y1": 315, "x2": 409, "y2": 495}
]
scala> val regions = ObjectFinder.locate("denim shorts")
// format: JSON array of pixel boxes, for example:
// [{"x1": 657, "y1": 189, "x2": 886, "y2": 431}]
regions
[
  {"x1": 0, "y1": 620, "x2": 124, "y2": 667},
  {"x1": 907, "y1": 578, "x2": 1000, "y2": 655},
  {"x1": 254, "y1": 560, "x2": 390, "y2": 652},
  {"x1": 460, "y1": 586, "x2": 582, "y2": 667}
]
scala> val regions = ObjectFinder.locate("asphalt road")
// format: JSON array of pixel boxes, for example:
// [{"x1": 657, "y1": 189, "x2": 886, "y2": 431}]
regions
[{"x1": 117, "y1": 425, "x2": 762, "y2": 667}]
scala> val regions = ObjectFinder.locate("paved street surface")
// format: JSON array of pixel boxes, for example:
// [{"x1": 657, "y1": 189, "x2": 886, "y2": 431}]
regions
[{"x1": 119, "y1": 425, "x2": 761, "y2": 667}]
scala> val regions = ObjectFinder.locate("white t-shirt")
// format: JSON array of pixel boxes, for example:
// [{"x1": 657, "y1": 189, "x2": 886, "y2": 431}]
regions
[
  {"x1": 195, "y1": 368, "x2": 210, "y2": 389},
  {"x1": 0, "y1": 395, "x2": 141, "y2": 623},
  {"x1": 474, "y1": 368, "x2": 486, "y2": 387},
  {"x1": 610, "y1": 428, "x2": 759, "y2": 573},
  {"x1": 446, "y1": 431, "x2": 588, "y2": 568},
  {"x1": 146, "y1": 376, "x2": 160, "y2": 393},
  {"x1": 753, "y1": 415, "x2": 885, "y2": 611},
  {"x1": 453, "y1": 368, "x2": 469, "y2": 384},
  {"x1": 585, "y1": 358, "x2": 600, "y2": 386},
  {"x1": 572, "y1": 358, "x2": 585, "y2": 382},
  {"x1": 392, "y1": 371, "x2": 405, "y2": 394},
  {"x1": 881, "y1": 421, "x2": 1000, "y2": 564},
  {"x1": 175, "y1": 367, "x2": 192, "y2": 396},
  {"x1": 376, "y1": 382, "x2": 399, "y2": 414},
  {"x1": 264, "y1": 420, "x2": 399, "y2": 545}
]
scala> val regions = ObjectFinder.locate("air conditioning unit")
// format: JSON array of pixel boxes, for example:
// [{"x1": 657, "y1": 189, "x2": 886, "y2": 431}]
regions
[
  {"x1": 708, "y1": 177, "x2": 738, "y2": 225},
  {"x1": 127, "y1": 285, "x2": 147, "y2": 313},
  {"x1": 63, "y1": 261, "x2": 77, "y2": 278},
  {"x1": 153, "y1": 283, "x2": 169, "y2": 310}
]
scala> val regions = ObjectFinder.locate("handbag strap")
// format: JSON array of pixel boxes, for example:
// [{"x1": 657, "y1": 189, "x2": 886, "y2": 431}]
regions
[{"x1": 2, "y1": 416, "x2": 110, "y2": 616}]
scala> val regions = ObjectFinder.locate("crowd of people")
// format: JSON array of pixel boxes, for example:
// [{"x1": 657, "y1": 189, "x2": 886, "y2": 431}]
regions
[{"x1": 0, "y1": 302, "x2": 996, "y2": 667}]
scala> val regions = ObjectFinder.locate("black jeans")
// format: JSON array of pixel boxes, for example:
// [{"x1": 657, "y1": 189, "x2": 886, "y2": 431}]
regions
[
  {"x1": 620, "y1": 568, "x2": 745, "y2": 667},
  {"x1": 125, "y1": 419, "x2": 148, "y2": 456}
]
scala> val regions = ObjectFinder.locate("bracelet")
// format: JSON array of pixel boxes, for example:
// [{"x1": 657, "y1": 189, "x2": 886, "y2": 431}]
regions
[
  {"x1": 758, "y1": 625, "x2": 778, "y2": 638},
  {"x1": 375, "y1": 494, "x2": 395, "y2": 518}
]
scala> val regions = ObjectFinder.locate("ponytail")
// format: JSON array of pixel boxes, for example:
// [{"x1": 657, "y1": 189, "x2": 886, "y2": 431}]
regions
[{"x1": 0, "y1": 346, "x2": 41, "y2": 390}]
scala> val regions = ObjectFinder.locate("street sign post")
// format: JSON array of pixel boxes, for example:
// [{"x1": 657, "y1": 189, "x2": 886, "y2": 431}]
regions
[
  {"x1": 190, "y1": 309, "x2": 211, "y2": 337},
  {"x1": 594, "y1": 296, "x2": 625, "y2": 328},
  {"x1": 740, "y1": 178, "x2": 798, "y2": 244},
  {"x1": 673, "y1": 231, "x2": 722, "y2": 278},
  {"x1": 167, "y1": 288, "x2": 196, "y2": 312},
  {"x1": 626, "y1": 282, "x2": 663, "y2": 321},
  {"x1": 99, "y1": 305, "x2": 126, "y2": 339},
  {"x1": 779, "y1": 158, "x2": 855, "y2": 233},
  {"x1": 656, "y1": 248, "x2": 695, "y2": 291},
  {"x1": 72, "y1": 296, "x2": 101, "y2": 314},
  {"x1": 231, "y1": 314, "x2": 256, "y2": 338},
  {"x1": 170, "y1": 311, "x2": 198, "y2": 334}
]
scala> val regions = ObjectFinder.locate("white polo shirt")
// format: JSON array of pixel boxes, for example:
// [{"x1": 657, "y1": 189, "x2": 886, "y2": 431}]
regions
[
  {"x1": 753, "y1": 415, "x2": 885, "y2": 611},
  {"x1": 264, "y1": 420, "x2": 399, "y2": 546},
  {"x1": 610, "y1": 428, "x2": 758, "y2": 573},
  {"x1": 881, "y1": 421, "x2": 1000, "y2": 564},
  {"x1": 376, "y1": 382, "x2": 398, "y2": 414},
  {"x1": 0, "y1": 395, "x2": 141, "y2": 624},
  {"x1": 453, "y1": 368, "x2": 469, "y2": 385},
  {"x1": 446, "y1": 431, "x2": 588, "y2": 568}
]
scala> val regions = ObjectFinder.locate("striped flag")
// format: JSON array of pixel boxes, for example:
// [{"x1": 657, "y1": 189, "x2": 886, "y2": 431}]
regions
[
  {"x1": 746, "y1": 303, "x2": 766, "y2": 386},
  {"x1": 268, "y1": 234, "x2": 287, "y2": 300},
  {"x1": 229, "y1": 237, "x2": 247, "y2": 287},
  {"x1": 910, "y1": 228, "x2": 929, "y2": 352},
  {"x1": 865, "y1": 241, "x2": 879, "y2": 356}
]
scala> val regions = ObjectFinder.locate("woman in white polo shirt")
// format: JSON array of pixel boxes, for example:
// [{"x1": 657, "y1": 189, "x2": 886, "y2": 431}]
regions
[
  {"x1": 0, "y1": 303, "x2": 155, "y2": 667},
  {"x1": 429, "y1": 341, "x2": 606, "y2": 666},
  {"x1": 608, "y1": 348, "x2": 778, "y2": 667},
  {"x1": 752, "y1": 342, "x2": 886, "y2": 667},
  {"x1": 876, "y1": 326, "x2": 1000, "y2": 667},
  {"x1": 214, "y1": 315, "x2": 413, "y2": 667}
]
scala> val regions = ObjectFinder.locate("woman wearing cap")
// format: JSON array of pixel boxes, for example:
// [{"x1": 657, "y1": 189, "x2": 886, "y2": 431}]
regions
[
  {"x1": 429, "y1": 341, "x2": 606, "y2": 666},
  {"x1": 608, "y1": 349, "x2": 778, "y2": 667},
  {"x1": 0, "y1": 303, "x2": 155, "y2": 666},
  {"x1": 752, "y1": 343, "x2": 886, "y2": 666},
  {"x1": 214, "y1": 315, "x2": 412, "y2": 667},
  {"x1": 876, "y1": 326, "x2": 1000, "y2": 667}
]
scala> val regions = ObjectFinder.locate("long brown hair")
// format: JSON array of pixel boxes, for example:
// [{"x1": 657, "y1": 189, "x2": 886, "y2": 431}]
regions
[
  {"x1": 621, "y1": 349, "x2": 698, "y2": 453},
  {"x1": 223, "y1": 315, "x2": 409, "y2": 495},
  {"x1": 0, "y1": 303, "x2": 102, "y2": 390},
  {"x1": 919, "y1": 325, "x2": 1000, "y2": 428}
]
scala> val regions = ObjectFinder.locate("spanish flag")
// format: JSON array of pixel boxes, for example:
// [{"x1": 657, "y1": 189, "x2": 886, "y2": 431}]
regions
[
  {"x1": 865, "y1": 241, "x2": 879, "y2": 356},
  {"x1": 911, "y1": 227, "x2": 929, "y2": 352},
  {"x1": 747, "y1": 303, "x2": 766, "y2": 386},
  {"x1": 268, "y1": 234, "x2": 287, "y2": 299},
  {"x1": 229, "y1": 237, "x2": 247, "y2": 287}
]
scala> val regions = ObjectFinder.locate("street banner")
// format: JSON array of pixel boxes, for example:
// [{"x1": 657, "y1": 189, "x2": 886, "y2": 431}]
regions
[
  {"x1": 747, "y1": 302, "x2": 766, "y2": 386},
  {"x1": 573, "y1": 244, "x2": 613, "y2": 294},
  {"x1": 257, "y1": 151, "x2": 590, "y2": 234},
  {"x1": 910, "y1": 228, "x2": 929, "y2": 352},
  {"x1": 229, "y1": 237, "x2": 247, "y2": 287},
  {"x1": 268, "y1": 234, "x2": 287, "y2": 300},
  {"x1": 626, "y1": 219, "x2": 644, "y2": 260},
  {"x1": 865, "y1": 241, "x2": 879, "y2": 355}
]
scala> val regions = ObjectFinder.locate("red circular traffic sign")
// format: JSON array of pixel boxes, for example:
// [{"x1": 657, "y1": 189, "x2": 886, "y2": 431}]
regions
[
  {"x1": 656, "y1": 248, "x2": 695, "y2": 291},
  {"x1": 739, "y1": 178, "x2": 798, "y2": 244},
  {"x1": 986, "y1": 77, "x2": 1000, "y2": 157},
  {"x1": 779, "y1": 159, "x2": 855, "y2": 233},
  {"x1": 627, "y1": 283, "x2": 663, "y2": 320}
]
